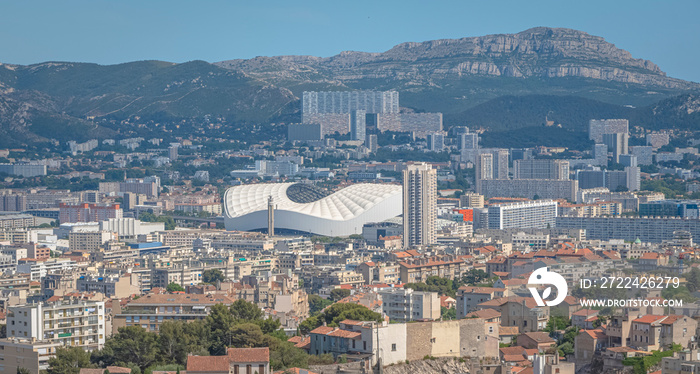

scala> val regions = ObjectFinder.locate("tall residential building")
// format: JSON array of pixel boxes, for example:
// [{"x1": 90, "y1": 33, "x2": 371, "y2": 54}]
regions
[
  {"x1": 378, "y1": 288, "x2": 440, "y2": 322},
  {"x1": 475, "y1": 153, "x2": 494, "y2": 193},
  {"x1": 510, "y1": 148, "x2": 534, "y2": 161},
  {"x1": 288, "y1": 123, "x2": 323, "y2": 142},
  {"x1": 593, "y1": 143, "x2": 609, "y2": 166},
  {"x1": 0, "y1": 193, "x2": 27, "y2": 212},
  {"x1": 302, "y1": 91, "x2": 399, "y2": 115},
  {"x1": 589, "y1": 119, "x2": 629, "y2": 143},
  {"x1": 630, "y1": 146, "x2": 653, "y2": 165},
  {"x1": 646, "y1": 132, "x2": 670, "y2": 149},
  {"x1": 459, "y1": 133, "x2": 479, "y2": 150},
  {"x1": 487, "y1": 200, "x2": 558, "y2": 230},
  {"x1": 350, "y1": 110, "x2": 367, "y2": 141},
  {"x1": 603, "y1": 132, "x2": 629, "y2": 163},
  {"x1": 577, "y1": 167, "x2": 639, "y2": 192},
  {"x1": 625, "y1": 166, "x2": 641, "y2": 191},
  {"x1": 365, "y1": 134, "x2": 378, "y2": 153},
  {"x1": 302, "y1": 90, "x2": 442, "y2": 137},
  {"x1": 426, "y1": 132, "x2": 445, "y2": 152},
  {"x1": 619, "y1": 154, "x2": 638, "y2": 168},
  {"x1": 460, "y1": 192, "x2": 485, "y2": 208},
  {"x1": 7, "y1": 299, "x2": 106, "y2": 351},
  {"x1": 168, "y1": 145, "x2": 178, "y2": 161},
  {"x1": 403, "y1": 163, "x2": 437, "y2": 248},
  {"x1": 490, "y1": 149, "x2": 510, "y2": 179},
  {"x1": 514, "y1": 159, "x2": 569, "y2": 180},
  {"x1": 577, "y1": 168, "x2": 606, "y2": 190},
  {"x1": 58, "y1": 203, "x2": 123, "y2": 223},
  {"x1": 0, "y1": 163, "x2": 47, "y2": 177}
]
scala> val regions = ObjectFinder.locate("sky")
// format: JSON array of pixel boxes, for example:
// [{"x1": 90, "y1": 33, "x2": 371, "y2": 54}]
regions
[{"x1": 1, "y1": 0, "x2": 699, "y2": 82}]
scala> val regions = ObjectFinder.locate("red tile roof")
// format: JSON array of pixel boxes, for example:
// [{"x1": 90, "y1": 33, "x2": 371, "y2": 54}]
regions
[
  {"x1": 226, "y1": 347, "x2": 269, "y2": 363},
  {"x1": 583, "y1": 329, "x2": 606, "y2": 340},
  {"x1": 310, "y1": 326, "x2": 335, "y2": 335},
  {"x1": 465, "y1": 308, "x2": 501, "y2": 320},
  {"x1": 186, "y1": 355, "x2": 231, "y2": 372},
  {"x1": 186, "y1": 348, "x2": 270, "y2": 372},
  {"x1": 633, "y1": 315, "x2": 667, "y2": 324}
]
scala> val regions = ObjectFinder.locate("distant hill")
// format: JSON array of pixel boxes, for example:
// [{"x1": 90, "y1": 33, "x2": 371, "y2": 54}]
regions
[{"x1": 0, "y1": 27, "x2": 699, "y2": 146}]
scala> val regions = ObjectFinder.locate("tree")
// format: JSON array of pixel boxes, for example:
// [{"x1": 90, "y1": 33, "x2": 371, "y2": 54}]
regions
[
  {"x1": 230, "y1": 299, "x2": 264, "y2": 322},
  {"x1": 256, "y1": 317, "x2": 282, "y2": 335},
  {"x1": 202, "y1": 269, "x2": 225, "y2": 284},
  {"x1": 101, "y1": 326, "x2": 160, "y2": 371},
  {"x1": 166, "y1": 282, "x2": 185, "y2": 293},
  {"x1": 17, "y1": 368, "x2": 32, "y2": 374},
  {"x1": 592, "y1": 316, "x2": 607, "y2": 329},
  {"x1": 301, "y1": 303, "x2": 382, "y2": 333},
  {"x1": 229, "y1": 323, "x2": 266, "y2": 348},
  {"x1": 206, "y1": 304, "x2": 237, "y2": 355},
  {"x1": 462, "y1": 269, "x2": 489, "y2": 286},
  {"x1": 269, "y1": 342, "x2": 309, "y2": 371},
  {"x1": 48, "y1": 346, "x2": 94, "y2": 374},
  {"x1": 308, "y1": 295, "x2": 333, "y2": 315},
  {"x1": 329, "y1": 288, "x2": 351, "y2": 301},
  {"x1": 441, "y1": 306, "x2": 456, "y2": 320},
  {"x1": 158, "y1": 321, "x2": 197, "y2": 365}
]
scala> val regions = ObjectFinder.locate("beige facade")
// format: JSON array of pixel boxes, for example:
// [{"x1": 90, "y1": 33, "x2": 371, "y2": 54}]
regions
[
  {"x1": 378, "y1": 288, "x2": 440, "y2": 322},
  {"x1": 399, "y1": 255, "x2": 470, "y2": 283},
  {"x1": 69, "y1": 231, "x2": 117, "y2": 252},
  {"x1": 0, "y1": 338, "x2": 61, "y2": 374},
  {"x1": 403, "y1": 163, "x2": 437, "y2": 248},
  {"x1": 477, "y1": 296, "x2": 549, "y2": 333},
  {"x1": 113, "y1": 294, "x2": 238, "y2": 334}
]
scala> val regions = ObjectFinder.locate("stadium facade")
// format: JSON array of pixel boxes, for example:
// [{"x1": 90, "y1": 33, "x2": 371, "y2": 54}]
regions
[{"x1": 223, "y1": 183, "x2": 402, "y2": 236}]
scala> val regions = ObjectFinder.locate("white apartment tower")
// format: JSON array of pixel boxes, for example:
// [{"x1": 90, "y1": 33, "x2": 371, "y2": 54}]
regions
[
  {"x1": 7, "y1": 299, "x2": 106, "y2": 351},
  {"x1": 403, "y1": 163, "x2": 437, "y2": 248}
]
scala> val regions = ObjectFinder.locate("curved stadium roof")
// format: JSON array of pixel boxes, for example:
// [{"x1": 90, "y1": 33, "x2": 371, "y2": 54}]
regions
[{"x1": 223, "y1": 182, "x2": 402, "y2": 236}]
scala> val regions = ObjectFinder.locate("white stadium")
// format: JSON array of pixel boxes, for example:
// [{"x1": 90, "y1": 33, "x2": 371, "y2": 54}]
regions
[{"x1": 223, "y1": 182, "x2": 402, "y2": 236}]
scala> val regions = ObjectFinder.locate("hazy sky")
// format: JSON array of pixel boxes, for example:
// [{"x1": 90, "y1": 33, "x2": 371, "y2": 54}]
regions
[{"x1": 1, "y1": 0, "x2": 699, "y2": 82}]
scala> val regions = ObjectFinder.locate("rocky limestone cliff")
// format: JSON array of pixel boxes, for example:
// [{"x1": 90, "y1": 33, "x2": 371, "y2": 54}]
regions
[{"x1": 216, "y1": 27, "x2": 698, "y2": 90}]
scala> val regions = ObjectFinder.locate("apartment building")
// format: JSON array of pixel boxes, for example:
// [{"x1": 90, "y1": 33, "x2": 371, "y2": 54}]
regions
[
  {"x1": 378, "y1": 288, "x2": 440, "y2": 322},
  {"x1": 0, "y1": 338, "x2": 61, "y2": 373},
  {"x1": 69, "y1": 231, "x2": 117, "y2": 252},
  {"x1": 17, "y1": 258, "x2": 80, "y2": 280},
  {"x1": 556, "y1": 216, "x2": 700, "y2": 243},
  {"x1": 112, "y1": 293, "x2": 238, "y2": 333},
  {"x1": 456, "y1": 286, "x2": 506, "y2": 318},
  {"x1": 0, "y1": 214, "x2": 37, "y2": 229},
  {"x1": 662, "y1": 349, "x2": 700, "y2": 374},
  {"x1": 59, "y1": 203, "x2": 123, "y2": 223},
  {"x1": 403, "y1": 163, "x2": 437, "y2": 248},
  {"x1": 398, "y1": 255, "x2": 470, "y2": 283},
  {"x1": 487, "y1": 200, "x2": 558, "y2": 230},
  {"x1": 76, "y1": 273, "x2": 139, "y2": 298},
  {"x1": 355, "y1": 262, "x2": 400, "y2": 285},
  {"x1": 514, "y1": 159, "x2": 569, "y2": 180},
  {"x1": 477, "y1": 296, "x2": 549, "y2": 333},
  {"x1": 7, "y1": 299, "x2": 106, "y2": 351}
]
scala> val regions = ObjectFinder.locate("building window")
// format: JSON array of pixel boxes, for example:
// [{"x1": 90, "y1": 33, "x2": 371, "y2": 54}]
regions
[{"x1": 392, "y1": 344, "x2": 397, "y2": 351}]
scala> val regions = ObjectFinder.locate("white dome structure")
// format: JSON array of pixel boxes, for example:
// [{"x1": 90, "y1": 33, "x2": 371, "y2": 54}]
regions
[{"x1": 223, "y1": 182, "x2": 402, "y2": 236}]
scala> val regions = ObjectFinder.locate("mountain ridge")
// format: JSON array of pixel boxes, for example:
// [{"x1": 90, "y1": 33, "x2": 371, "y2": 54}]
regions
[{"x1": 0, "y1": 27, "x2": 698, "y2": 147}]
